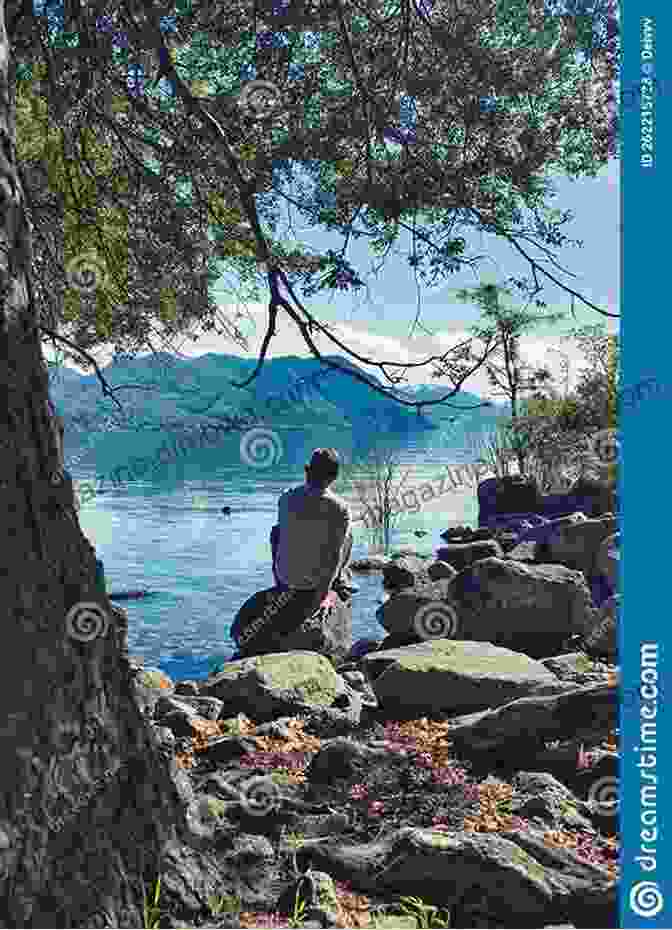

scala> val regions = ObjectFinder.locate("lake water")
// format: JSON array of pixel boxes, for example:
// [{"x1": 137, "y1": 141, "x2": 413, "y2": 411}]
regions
[{"x1": 67, "y1": 423, "x2": 486, "y2": 683}]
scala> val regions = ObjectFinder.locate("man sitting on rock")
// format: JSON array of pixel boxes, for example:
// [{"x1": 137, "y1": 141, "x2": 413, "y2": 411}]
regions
[
  {"x1": 271, "y1": 447, "x2": 356, "y2": 606},
  {"x1": 230, "y1": 449, "x2": 356, "y2": 658}
]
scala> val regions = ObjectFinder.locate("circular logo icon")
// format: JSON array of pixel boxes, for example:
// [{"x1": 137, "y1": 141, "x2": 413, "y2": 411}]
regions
[
  {"x1": 413, "y1": 601, "x2": 460, "y2": 640},
  {"x1": 238, "y1": 775, "x2": 282, "y2": 816},
  {"x1": 65, "y1": 253, "x2": 108, "y2": 295},
  {"x1": 588, "y1": 429, "x2": 620, "y2": 467},
  {"x1": 65, "y1": 602, "x2": 109, "y2": 643},
  {"x1": 239, "y1": 428, "x2": 283, "y2": 469},
  {"x1": 238, "y1": 80, "x2": 283, "y2": 119},
  {"x1": 586, "y1": 776, "x2": 619, "y2": 816},
  {"x1": 630, "y1": 881, "x2": 664, "y2": 918}
]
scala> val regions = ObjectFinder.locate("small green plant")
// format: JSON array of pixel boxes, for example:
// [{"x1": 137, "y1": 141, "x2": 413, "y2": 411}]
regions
[
  {"x1": 143, "y1": 875, "x2": 163, "y2": 930},
  {"x1": 208, "y1": 893, "x2": 241, "y2": 917},
  {"x1": 270, "y1": 770, "x2": 295, "y2": 786},
  {"x1": 284, "y1": 831, "x2": 306, "y2": 849},
  {"x1": 204, "y1": 797, "x2": 229, "y2": 820},
  {"x1": 288, "y1": 884, "x2": 307, "y2": 928},
  {"x1": 398, "y1": 895, "x2": 452, "y2": 928}
]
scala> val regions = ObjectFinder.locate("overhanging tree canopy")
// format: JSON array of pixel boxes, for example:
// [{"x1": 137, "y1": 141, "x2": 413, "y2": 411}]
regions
[{"x1": 7, "y1": 0, "x2": 619, "y2": 413}]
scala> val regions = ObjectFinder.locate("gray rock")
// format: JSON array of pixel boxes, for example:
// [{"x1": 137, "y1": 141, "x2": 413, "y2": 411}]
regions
[
  {"x1": 174, "y1": 680, "x2": 200, "y2": 696},
  {"x1": 350, "y1": 556, "x2": 390, "y2": 572},
  {"x1": 298, "y1": 826, "x2": 616, "y2": 928},
  {"x1": 375, "y1": 578, "x2": 457, "y2": 638},
  {"x1": 449, "y1": 682, "x2": 617, "y2": 754},
  {"x1": 199, "y1": 652, "x2": 340, "y2": 723},
  {"x1": 538, "y1": 517, "x2": 618, "y2": 575},
  {"x1": 427, "y1": 560, "x2": 458, "y2": 582},
  {"x1": 435, "y1": 539, "x2": 503, "y2": 570},
  {"x1": 583, "y1": 595, "x2": 618, "y2": 660},
  {"x1": 383, "y1": 555, "x2": 431, "y2": 590},
  {"x1": 361, "y1": 640, "x2": 573, "y2": 715},
  {"x1": 276, "y1": 871, "x2": 341, "y2": 928},
  {"x1": 450, "y1": 558, "x2": 597, "y2": 656},
  {"x1": 306, "y1": 737, "x2": 392, "y2": 785}
]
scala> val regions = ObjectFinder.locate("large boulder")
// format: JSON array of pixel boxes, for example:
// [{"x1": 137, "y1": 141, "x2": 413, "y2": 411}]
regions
[
  {"x1": 449, "y1": 683, "x2": 617, "y2": 756},
  {"x1": 375, "y1": 578, "x2": 459, "y2": 639},
  {"x1": 582, "y1": 595, "x2": 619, "y2": 660},
  {"x1": 478, "y1": 476, "x2": 540, "y2": 525},
  {"x1": 427, "y1": 560, "x2": 458, "y2": 582},
  {"x1": 382, "y1": 555, "x2": 431, "y2": 590},
  {"x1": 199, "y1": 651, "x2": 340, "y2": 722},
  {"x1": 450, "y1": 558, "x2": 597, "y2": 656},
  {"x1": 536, "y1": 517, "x2": 618, "y2": 576},
  {"x1": 435, "y1": 539, "x2": 503, "y2": 570},
  {"x1": 569, "y1": 477, "x2": 617, "y2": 517},
  {"x1": 231, "y1": 588, "x2": 352, "y2": 665},
  {"x1": 360, "y1": 640, "x2": 571, "y2": 715},
  {"x1": 300, "y1": 826, "x2": 616, "y2": 929}
]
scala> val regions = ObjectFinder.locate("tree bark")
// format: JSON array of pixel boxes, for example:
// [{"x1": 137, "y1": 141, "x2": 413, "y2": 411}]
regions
[{"x1": 0, "y1": 5, "x2": 180, "y2": 925}]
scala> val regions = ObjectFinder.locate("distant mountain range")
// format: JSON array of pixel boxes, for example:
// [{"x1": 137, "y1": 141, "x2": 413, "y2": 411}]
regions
[{"x1": 47, "y1": 353, "x2": 504, "y2": 472}]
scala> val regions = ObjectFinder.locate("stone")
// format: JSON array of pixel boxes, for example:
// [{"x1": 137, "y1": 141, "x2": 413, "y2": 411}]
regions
[
  {"x1": 570, "y1": 477, "x2": 617, "y2": 517},
  {"x1": 301, "y1": 826, "x2": 616, "y2": 928},
  {"x1": 198, "y1": 735, "x2": 262, "y2": 765},
  {"x1": 268, "y1": 594, "x2": 352, "y2": 665},
  {"x1": 232, "y1": 589, "x2": 352, "y2": 666},
  {"x1": 436, "y1": 539, "x2": 504, "y2": 570},
  {"x1": 155, "y1": 695, "x2": 225, "y2": 722},
  {"x1": 375, "y1": 578, "x2": 458, "y2": 639},
  {"x1": 346, "y1": 637, "x2": 382, "y2": 660},
  {"x1": 360, "y1": 640, "x2": 572, "y2": 715},
  {"x1": 450, "y1": 558, "x2": 597, "y2": 657},
  {"x1": 448, "y1": 683, "x2": 617, "y2": 755},
  {"x1": 511, "y1": 772, "x2": 595, "y2": 833},
  {"x1": 382, "y1": 555, "x2": 430, "y2": 590},
  {"x1": 350, "y1": 556, "x2": 389, "y2": 572},
  {"x1": 132, "y1": 666, "x2": 175, "y2": 719},
  {"x1": 174, "y1": 680, "x2": 200, "y2": 696},
  {"x1": 199, "y1": 652, "x2": 339, "y2": 723},
  {"x1": 536, "y1": 517, "x2": 618, "y2": 576},
  {"x1": 427, "y1": 560, "x2": 458, "y2": 582},
  {"x1": 306, "y1": 737, "x2": 393, "y2": 785},
  {"x1": 582, "y1": 595, "x2": 618, "y2": 660},
  {"x1": 276, "y1": 871, "x2": 341, "y2": 928},
  {"x1": 595, "y1": 532, "x2": 619, "y2": 591}
]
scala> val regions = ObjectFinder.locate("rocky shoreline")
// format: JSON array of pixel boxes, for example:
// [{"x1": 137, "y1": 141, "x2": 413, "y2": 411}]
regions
[{"x1": 118, "y1": 510, "x2": 620, "y2": 929}]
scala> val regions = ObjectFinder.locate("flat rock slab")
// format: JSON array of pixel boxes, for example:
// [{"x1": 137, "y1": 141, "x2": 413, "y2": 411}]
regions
[
  {"x1": 298, "y1": 826, "x2": 616, "y2": 928},
  {"x1": 360, "y1": 640, "x2": 571, "y2": 714},
  {"x1": 448, "y1": 683, "x2": 617, "y2": 753}
]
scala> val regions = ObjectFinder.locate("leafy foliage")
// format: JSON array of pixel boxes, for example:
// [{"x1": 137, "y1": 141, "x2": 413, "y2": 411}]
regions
[{"x1": 7, "y1": 0, "x2": 618, "y2": 404}]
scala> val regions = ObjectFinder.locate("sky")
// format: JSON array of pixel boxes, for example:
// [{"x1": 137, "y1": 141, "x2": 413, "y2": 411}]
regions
[{"x1": 46, "y1": 156, "x2": 620, "y2": 401}]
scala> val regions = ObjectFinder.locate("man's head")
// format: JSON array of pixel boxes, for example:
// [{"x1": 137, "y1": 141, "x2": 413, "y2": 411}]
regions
[{"x1": 305, "y1": 448, "x2": 340, "y2": 489}]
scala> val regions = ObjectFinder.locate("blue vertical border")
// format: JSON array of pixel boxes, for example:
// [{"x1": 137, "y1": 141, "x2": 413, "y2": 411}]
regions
[{"x1": 621, "y1": 0, "x2": 669, "y2": 926}]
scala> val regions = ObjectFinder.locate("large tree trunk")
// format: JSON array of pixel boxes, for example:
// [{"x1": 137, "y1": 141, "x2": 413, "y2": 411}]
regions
[{"x1": 0, "y1": 5, "x2": 179, "y2": 926}]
